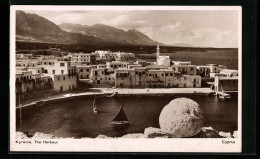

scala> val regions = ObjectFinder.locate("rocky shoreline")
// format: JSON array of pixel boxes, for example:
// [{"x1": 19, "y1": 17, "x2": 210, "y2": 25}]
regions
[{"x1": 16, "y1": 127, "x2": 238, "y2": 139}]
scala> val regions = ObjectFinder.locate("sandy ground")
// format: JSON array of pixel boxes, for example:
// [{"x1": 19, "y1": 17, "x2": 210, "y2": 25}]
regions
[{"x1": 19, "y1": 88, "x2": 213, "y2": 108}]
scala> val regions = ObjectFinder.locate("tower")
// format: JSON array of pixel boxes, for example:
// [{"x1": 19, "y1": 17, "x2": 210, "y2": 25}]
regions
[{"x1": 156, "y1": 45, "x2": 160, "y2": 64}]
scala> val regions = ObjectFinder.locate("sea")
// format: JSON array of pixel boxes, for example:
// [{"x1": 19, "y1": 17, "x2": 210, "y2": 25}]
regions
[{"x1": 16, "y1": 93, "x2": 238, "y2": 138}]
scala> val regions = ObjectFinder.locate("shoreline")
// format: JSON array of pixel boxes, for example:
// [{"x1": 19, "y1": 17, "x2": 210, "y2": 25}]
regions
[{"x1": 17, "y1": 88, "x2": 215, "y2": 108}]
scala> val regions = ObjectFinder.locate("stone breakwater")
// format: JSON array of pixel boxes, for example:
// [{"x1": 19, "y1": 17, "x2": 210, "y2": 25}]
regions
[{"x1": 16, "y1": 127, "x2": 238, "y2": 139}]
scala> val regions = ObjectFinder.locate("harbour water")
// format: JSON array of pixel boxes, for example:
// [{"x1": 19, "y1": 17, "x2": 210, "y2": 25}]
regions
[{"x1": 16, "y1": 93, "x2": 238, "y2": 138}]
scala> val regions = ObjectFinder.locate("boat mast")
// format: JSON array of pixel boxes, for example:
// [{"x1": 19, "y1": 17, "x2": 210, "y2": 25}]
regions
[{"x1": 19, "y1": 95, "x2": 22, "y2": 132}]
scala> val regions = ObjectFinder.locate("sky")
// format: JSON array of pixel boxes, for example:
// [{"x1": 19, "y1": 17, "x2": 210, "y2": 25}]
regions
[{"x1": 24, "y1": 10, "x2": 239, "y2": 48}]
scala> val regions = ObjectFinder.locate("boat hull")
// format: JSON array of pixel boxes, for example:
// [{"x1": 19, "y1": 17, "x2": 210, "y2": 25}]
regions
[{"x1": 110, "y1": 121, "x2": 130, "y2": 126}]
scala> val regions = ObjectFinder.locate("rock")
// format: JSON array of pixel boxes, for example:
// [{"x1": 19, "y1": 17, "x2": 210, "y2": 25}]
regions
[
  {"x1": 219, "y1": 131, "x2": 232, "y2": 138},
  {"x1": 121, "y1": 133, "x2": 146, "y2": 138},
  {"x1": 95, "y1": 135, "x2": 112, "y2": 139},
  {"x1": 31, "y1": 132, "x2": 58, "y2": 139},
  {"x1": 144, "y1": 127, "x2": 172, "y2": 138},
  {"x1": 191, "y1": 127, "x2": 222, "y2": 138},
  {"x1": 159, "y1": 98, "x2": 204, "y2": 138},
  {"x1": 16, "y1": 132, "x2": 29, "y2": 139},
  {"x1": 233, "y1": 131, "x2": 238, "y2": 138}
]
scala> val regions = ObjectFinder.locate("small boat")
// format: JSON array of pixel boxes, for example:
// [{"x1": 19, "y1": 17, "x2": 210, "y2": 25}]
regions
[
  {"x1": 93, "y1": 97, "x2": 98, "y2": 114},
  {"x1": 110, "y1": 104, "x2": 130, "y2": 125},
  {"x1": 218, "y1": 87, "x2": 231, "y2": 99},
  {"x1": 103, "y1": 91, "x2": 116, "y2": 97}
]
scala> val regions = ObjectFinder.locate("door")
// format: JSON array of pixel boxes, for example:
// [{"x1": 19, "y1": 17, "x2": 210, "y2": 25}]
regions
[{"x1": 60, "y1": 86, "x2": 63, "y2": 93}]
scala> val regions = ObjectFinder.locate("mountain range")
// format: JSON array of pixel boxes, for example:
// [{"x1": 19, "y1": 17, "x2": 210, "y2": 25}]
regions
[{"x1": 16, "y1": 11, "x2": 159, "y2": 46}]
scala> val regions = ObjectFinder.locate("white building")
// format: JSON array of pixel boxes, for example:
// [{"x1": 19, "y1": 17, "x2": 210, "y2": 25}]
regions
[
  {"x1": 156, "y1": 45, "x2": 171, "y2": 67},
  {"x1": 219, "y1": 69, "x2": 238, "y2": 77}
]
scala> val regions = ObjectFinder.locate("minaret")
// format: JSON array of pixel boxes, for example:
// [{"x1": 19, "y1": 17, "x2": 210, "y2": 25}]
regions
[{"x1": 156, "y1": 45, "x2": 160, "y2": 64}]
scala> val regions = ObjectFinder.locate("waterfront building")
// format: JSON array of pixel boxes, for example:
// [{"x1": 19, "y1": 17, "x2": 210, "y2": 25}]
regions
[
  {"x1": 179, "y1": 75, "x2": 201, "y2": 88},
  {"x1": 16, "y1": 71, "x2": 34, "y2": 93},
  {"x1": 146, "y1": 69, "x2": 175, "y2": 88},
  {"x1": 219, "y1": 69, "x2": 238, "y2": 77},
  {"x1": 196, "y1": 66, "x2": 211, "y2": 77},
  {"x1": 207, "y1": 64, "x2": 226, "y2": 73},
  {"x1": 133, "y1": 67, "x2": 147, "y2": 88},
  {"x1": 76, "y1": 65, "x2": 92, "y2": 79},
  {"x1": 39, "y1": 59, "x2": 78, "y2": 93},
  {"x1": 172, "y1": 65, "x2": 197, "y2": 76},
  {"x1": 115, "y1": 69, "x2": 135, "y2": 88},
  {"x1": 214, "y1": 76, "x2": 238, "y2": 92},
  {"x1": 90, "y1": 68, "x2": 115, "y2": 86},
  {"x1": 51, "y1": 74, "x2": 77, "y2": 93}
]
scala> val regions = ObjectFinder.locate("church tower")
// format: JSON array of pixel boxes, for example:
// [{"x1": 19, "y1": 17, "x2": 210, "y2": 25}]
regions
[{"x1": 156, "y1": 45, "x2": 160, "y2": 64}]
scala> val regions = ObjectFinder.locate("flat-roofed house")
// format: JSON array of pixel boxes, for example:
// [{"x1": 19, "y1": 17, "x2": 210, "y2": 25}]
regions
[
  {"x1": 219, "y1": 69, "x2": 238, "y2": 77},
  {"x1": 214, "y1": 76, "x2": 238, "y2": 92},
  {"x1": 196, "y1": 66, "x2": 211, "y2": 77},
  {"x1": 115, "y1": 69, "x2": 135, "y2": 88},
  {"x1": 90, "y1": 68, "x2": 115, "y2": 86},
  {"x1": 76, "y1": 65, "x2": 92, "y2": 79},
  {"x1": 172, "y1": 65, "x2": 197, "y2": 75},
  {"x1": 172, "y1": 61, "x2": 191, "y2": 66},
  {"x1": 207, "y1": 64, "x2": 226, "y2": 73}
]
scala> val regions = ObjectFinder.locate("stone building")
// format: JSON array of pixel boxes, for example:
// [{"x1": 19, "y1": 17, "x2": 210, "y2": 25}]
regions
[
  {"x1": 76, "y1": 65, "x2": 92, "y2": 79},
  {"x1": 90, "y1": 68, "x2": 115, "y2": 86},
  {"x1": 214, "y1": 76, "x2": 238, "y2": 92},
  {"x1": 172, "y1": 65, "x2": 197, "y2": 76}
]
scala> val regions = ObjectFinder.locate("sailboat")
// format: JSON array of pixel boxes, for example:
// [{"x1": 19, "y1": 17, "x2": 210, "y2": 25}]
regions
[
  {"x1": 219, "y1": 87, "x2": 231, "y2": 99},
  {"x1": 93, "y1": 97, "x2": 98, "y2": 114},
  {"x1": 110, "y1": 104, "x2": 130, "y2": 125}
]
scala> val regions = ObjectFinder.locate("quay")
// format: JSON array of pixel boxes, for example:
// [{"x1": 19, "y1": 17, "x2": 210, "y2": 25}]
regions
[{"x1": 17, "y1": 88, "x2": 214, "y2": 108}]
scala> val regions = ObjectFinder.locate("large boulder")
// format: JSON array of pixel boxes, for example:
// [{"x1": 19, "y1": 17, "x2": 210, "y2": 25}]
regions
[{"x1": 159, "y1": 98, "x2": 204, "y2": 137}]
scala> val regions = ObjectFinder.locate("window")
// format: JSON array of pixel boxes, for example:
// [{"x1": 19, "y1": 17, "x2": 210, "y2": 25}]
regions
[
  {"x1": 166, "y1": 73, "x2": 168, "y2": 76},
  {"x1": 60, "y1": 63, "x2": 65, "y2": 67},
  {"x1": 86, "y1": 69, "x2": 89, "y2": 72},
  {"x1": 80, "y1": 69, "x2": 83, "y2": 72},
  {"x1": 61, "y1": 70, "x2": 64, "y2": 74},
  {"x1": 191, "y1": 67, "x2": 193, "y2": 71},
  {"x1": 44, "y1": 70, "x2": 48, "y2": 73},
  {"x1": 162, "y1": 74, "x2": 164, "y2": 76},
  {"x1": 58, "y1": 77, "x2": 60, "y2": 81},
  {"x1": 170, "y1": 73, "x2": 173, "y2": 76},
  {"x1": 53, "y1": 70, "x2": 55, "y2": 74},
  {"x1": 194, "y1": 79, "x2": 196, "y2": 82},
  {"x1": 63, "y1": 77, "x2": 65, "y2": 80}
]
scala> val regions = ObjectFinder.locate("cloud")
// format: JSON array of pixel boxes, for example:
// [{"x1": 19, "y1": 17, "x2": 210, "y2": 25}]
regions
[{"x1": 23, "y1": 10, "x2": 238, "y2": 48}]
